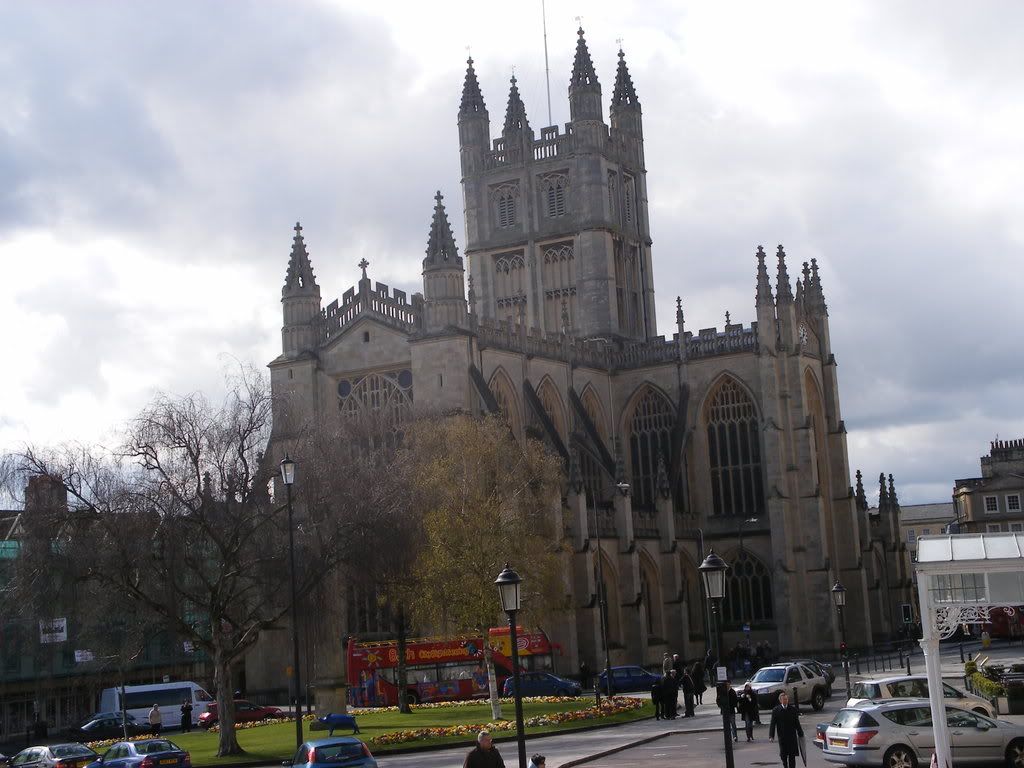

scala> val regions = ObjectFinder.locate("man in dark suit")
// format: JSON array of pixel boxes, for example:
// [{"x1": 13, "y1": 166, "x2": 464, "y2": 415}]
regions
[{"x1": 769, "y1": 692, "x2": 804, "y2": 768}]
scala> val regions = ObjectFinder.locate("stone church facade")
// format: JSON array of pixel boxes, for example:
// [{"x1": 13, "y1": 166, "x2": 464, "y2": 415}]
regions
[{"x1": 257, "y1": 30, "x2": 877, "y2": 706}]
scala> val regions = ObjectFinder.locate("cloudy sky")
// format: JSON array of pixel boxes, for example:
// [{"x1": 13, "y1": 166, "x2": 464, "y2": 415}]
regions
[{"x1": 2, "y1": 1, "x2": 1022, "y2": 505}]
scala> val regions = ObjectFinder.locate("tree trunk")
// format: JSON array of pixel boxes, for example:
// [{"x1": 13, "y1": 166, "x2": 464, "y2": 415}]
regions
[
  {"x1": 214, "y1": 646, "x2": 243, "y2": 756},
  {"x1": 483, "y1": 644, "x2": 502, "y2": 720},
  {"x1": 396, "y1": 605, "x2": 412, "y2": 714}
]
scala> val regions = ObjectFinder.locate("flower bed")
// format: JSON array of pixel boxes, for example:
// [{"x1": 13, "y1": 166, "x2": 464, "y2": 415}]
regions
[
  {"x1": 350, "y1": 695, "x2": 581, "y2": 715},
  {"x1": 369, "y1": 696, "x2": 643, "y2": 746}
]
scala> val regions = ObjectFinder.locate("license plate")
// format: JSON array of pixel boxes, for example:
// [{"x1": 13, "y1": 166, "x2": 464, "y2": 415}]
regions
[
  {"x1": 829, "y1": 738, "x2": 849, "y2": 747},
  {"x1": 159, "y1": 760, "x2": 178, "y2": 765}
]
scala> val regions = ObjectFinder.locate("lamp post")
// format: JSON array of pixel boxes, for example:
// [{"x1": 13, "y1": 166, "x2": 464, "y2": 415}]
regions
[
  {"x1": 280, "y1": 455, "x2": 304, "y2": 750},
  {"x1": 591, "y1": 504, "x2": 614, "y2": 706},
  {"x1": 496, "y1": 565, "x2": 527, "y2": 768},
  {"x1": 699, "y1": 550, "x2": 735, "y2": 768},
  {"x1": 831, "y1": 581, "x2": 852, "y2": 700}
]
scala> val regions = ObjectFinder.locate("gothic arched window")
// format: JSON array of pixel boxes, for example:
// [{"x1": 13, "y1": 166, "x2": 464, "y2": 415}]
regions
[
  {"x1": 542, "y1": 243, "x2": 576, "y2": 333},
  {"x1": 535, "y1": 378, "x2": 566, "y2": 442},
  {"x1": 542, "y1": 173, "x2": 568, "y2": 218},
  {"x1": 489, "y1": 369, "x2": 522, "y2": 437},
  {"x1": 337, "y1": 370, "x2": 413, "y2": 428},
  {"x1": 723, "y1": 551, "x2": 773, "y2": 627},
  {"x1": 627, "y1": 387, "x2": 674, "y2": 510},
  {"x1": 706, "y1": 378, "x2": 764, "y2": 518},
  {"x1": 494, "y1": 252, "x2": 526, "y2": 323},
  {"x1": 581, "y1": 387, "x2": 608, "y2": 444},
  {"x1": 493, "y1": 184, "x2": 519, "y2": 228}
]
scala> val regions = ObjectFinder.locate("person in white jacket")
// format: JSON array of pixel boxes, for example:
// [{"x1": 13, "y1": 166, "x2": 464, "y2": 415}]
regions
[
  {"x1": 148, "y1": 704, "x2": 162, "y2": 736},
  {"x1": 527, "y1": 755, "x2": 545, "y2": 768}
]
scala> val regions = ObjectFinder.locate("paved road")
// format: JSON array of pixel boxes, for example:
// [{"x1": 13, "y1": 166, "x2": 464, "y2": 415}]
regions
[{"x1": 577, "y1": 730, "x2": 832, "y2": 768}]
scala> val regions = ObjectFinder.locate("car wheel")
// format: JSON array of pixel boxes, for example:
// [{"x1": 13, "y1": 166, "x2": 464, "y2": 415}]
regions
[
  {"x1": 405, "y1": 691, "x2": 419, "y2": 705},
  {"x1": 883, "y1": 745, "x2": 918, "y2": 768},
  {"x1": 811, "y1": 689, "x2": 825, "y2": 711},
  {"x1": 1006, "y1": 738, "x2": 1024, "y2": 768}
]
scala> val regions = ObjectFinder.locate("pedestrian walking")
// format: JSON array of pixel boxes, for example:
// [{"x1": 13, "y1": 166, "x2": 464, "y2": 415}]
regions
[
  {"x1": 148, "y1": 704, "x2": 162, "y2": 736},
  {"x1": 769, "y1": 692, "x2": 804, "y2": 768},
  {"x1": 179, "y1": 700, "x2": 193, "y2": 733},
  {"x1": 739, "y1": 683, "x2": 759, "y2": 741},
  {"x1": 704, "y1": 648, "x2": 717, "y2": 684},
  {"x1": 651, "y1": 675, "x2": 664, "y2": 720},
  {"x1": 578, "y1": 660, "x2": 591, "y2": 690},
  {"x1": 527, "y1": 754, "x2": 545, "y2": 768},
  {"x1": 692, "y1": 662, "x2": 707, "y2": 705},
  {"x1": 681, "y1": 667, "x2": 695, "y2": 717},
  {"x1": 463, "y1": 730, "x2": 505, "y2": 768},
  {"x1": 664, "y1": 669, "x2": 680, "y2": 719},
  {"x1": 715, "y1": 681, "x2": 738, "y2": 742}
]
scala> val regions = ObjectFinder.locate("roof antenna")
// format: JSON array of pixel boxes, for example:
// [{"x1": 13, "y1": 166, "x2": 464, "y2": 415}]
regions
[{"x1": 541, "y1": 0, "x2": 553, "y2": 126}]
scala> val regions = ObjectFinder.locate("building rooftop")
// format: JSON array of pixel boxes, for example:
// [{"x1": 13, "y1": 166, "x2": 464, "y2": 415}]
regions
[{"x1": 898, "y1": 502, "x2": 956, "y2": 523}]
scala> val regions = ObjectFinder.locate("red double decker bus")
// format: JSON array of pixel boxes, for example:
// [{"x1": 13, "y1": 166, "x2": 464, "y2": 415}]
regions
[{"x1": 346, "y1": 627, "x2": 554, "y2": 706}]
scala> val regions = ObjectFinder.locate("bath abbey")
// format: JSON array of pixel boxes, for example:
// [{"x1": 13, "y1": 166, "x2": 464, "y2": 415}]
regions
[{"x1": 254, "y1": 30, "x2": 902, "y2": 708}]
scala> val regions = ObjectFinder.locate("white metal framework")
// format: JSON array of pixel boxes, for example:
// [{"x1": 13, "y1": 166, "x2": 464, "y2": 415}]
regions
[{"x1": 915, "y1": 533, "x2": 1024, "y2": 768}]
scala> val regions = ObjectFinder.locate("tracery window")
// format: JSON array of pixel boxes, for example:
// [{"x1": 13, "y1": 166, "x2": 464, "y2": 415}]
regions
[
  {"x1": 639, "y1": 558, "x2": 663, "y2": 638},
  {"x1": 607, "y1": 170, "x2": 618, "y2": 222},
  {"x1": 541, "y1": 173, "x2": 568, "y2": 218},
  {"x1": 623, "y1": 174, "x2": 635, "y2": 224},
  {"x1": 347, "y1": 583, "x2": 392, "y2": 637},
  {"x1": 542, "y1": 243, "x2": 576, "y2": 333},
  {"x1": 706, "y1": 378, "x2": 764, "y2": 518},
  {"x1": 723, "y1": 551, "x2": 773, "y2": 627},
  {"x1": 627, "y1": 387, "x2": 674, "y2": 511},
  {"x1": 489, "y1": 370, "x2": 522, "y2": 436},
  {"x1": 535, "y1": 379, "x2": 566, "y2": 442},
  {"x1": 494, "y1": 252, "x2": 526, "y2": 323},
  {"x1": 579, "y1": 449, "x2": 609, "y2": 506},
  {"x1": 337, "y1": 370, "x2": 413, "y2": 432},
  {"x1": 613, "y1": 240, "x2": 642, "y2": 335}
]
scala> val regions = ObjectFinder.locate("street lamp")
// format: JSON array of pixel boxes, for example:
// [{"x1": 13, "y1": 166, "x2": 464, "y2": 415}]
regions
[
  {"x1": 699, "y1": 550, "x2": 735, "y2": 768},
  {"x1": 280, "y1": 455, "x2": 303, "y2": 750},
  {"x1": 831, "y1": 581, "x2": 852, "y2": 700},
  {"x1": 495, "y1": 565, "x2": 527, "y2": 768}
]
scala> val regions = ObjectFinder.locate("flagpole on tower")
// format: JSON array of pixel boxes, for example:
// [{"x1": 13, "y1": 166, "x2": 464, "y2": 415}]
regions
[{"x1": 541, "y1": 0, "x2": 552, "y2": 126}]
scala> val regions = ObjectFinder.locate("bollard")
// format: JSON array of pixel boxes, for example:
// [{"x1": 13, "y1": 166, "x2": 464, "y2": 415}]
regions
[
  {"x1": 855, "y1": 654, "x2": 861, "y2": 675},
  {"x1": 907, "y1": 654, "x2": 911, "y2": 675}
]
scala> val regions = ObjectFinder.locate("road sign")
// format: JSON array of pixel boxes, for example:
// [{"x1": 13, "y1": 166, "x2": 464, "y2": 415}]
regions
[
  {"x1": 39, "y1": 618, "x2": 67, "y2": 644},
  {"x1": 717, "y1": 665, "x2": 728, "y2": 682}
]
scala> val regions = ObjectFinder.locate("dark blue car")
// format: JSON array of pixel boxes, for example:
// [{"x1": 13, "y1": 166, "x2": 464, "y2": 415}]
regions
[
  {"x1": 282, "y1": 738, "x2": 377, "y2": 768},
  {"x1": 87, "y1": 740, "x2": 189, "y2": 768},
  {"x1": 502, "y1": 671, "x2": 582, "y2": 697},
  {"x1": 597, "y1": 665, "x2": 661, "y2": 693}
]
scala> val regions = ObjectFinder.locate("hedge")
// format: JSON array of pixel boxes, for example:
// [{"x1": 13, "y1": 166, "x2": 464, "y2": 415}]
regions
[{"x1": 970, "y1": 671, "x2": 1006, "y2": 699}]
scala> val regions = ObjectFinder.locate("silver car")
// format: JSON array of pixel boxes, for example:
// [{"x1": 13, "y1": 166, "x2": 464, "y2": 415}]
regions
[
  {"x1": 848, "y1": 675, "x2": 995, "y2": 718},
  {"x1": 822, "y1": 701, "x2": 1024, "y2": 768}
]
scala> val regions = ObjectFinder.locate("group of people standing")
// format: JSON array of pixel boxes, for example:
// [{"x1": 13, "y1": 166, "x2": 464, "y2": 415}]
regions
[{"x1": 650, "y1": 653, "x2": 707, "y2": 720}]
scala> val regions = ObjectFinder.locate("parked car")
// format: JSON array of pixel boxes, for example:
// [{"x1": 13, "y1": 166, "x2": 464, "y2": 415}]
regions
[
  {"x1": 596, "y1": 666, "x2": 661, "y2": 694},
  {"x1": 847, "y1": 675, "x2": 995, "y2": 718},
  {"x1": 814, "y1": 721, "x2": 831, "y2": 750},
  {"x1": 282, "y1": 738, "x2": 376, "y2": 768},
  {"x1": 822, "y1": 701, "x2": 1024, "y2": 768},
  {"x1": 67, "y1": 713, "x2": 145, "y2": 742},
  {"x1": 86, "y1": 740, "x2": 189, "y2": 768},
  {"x1": 502, "y1": 671, "x2": 581, "y2": 697},
  {"x1": 734, "y1": 662, "x2": 830, "y2": 711},
  {"x1": 786, "y1": 658, "x2": 836, "y2": 688},
  {"x1": 3, "y1": 745, "x2": 98, "y2": 768},
  {"x1": 197, "y1": 700, "x2": 285, "y2": 728}
]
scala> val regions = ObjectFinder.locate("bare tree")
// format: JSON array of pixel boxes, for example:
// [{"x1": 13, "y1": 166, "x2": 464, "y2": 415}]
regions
[{"x1": 5, "y1": 371, "x2": 376, "y2": 756}]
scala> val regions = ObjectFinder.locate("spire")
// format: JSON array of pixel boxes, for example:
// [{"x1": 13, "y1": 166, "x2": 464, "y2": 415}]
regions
[
  {"x1": 755, "y1": 245, "x2": 773, "y2": 306},
  {"x1": 807, "y1": 258, "x2": 828, "y2": 314},
  {"x1": 570, "y1": 27, "x2": 599, "y2": 89},
  {"x1": 423, "y1": 190, "x2": 462, "y2": 269},
  {"x1": 775, "y1": 244, "x2": 793, "y2": 304},
  {"x1": 503, "y1": 75, "x2": 530, "y2": 134},
  {"x1": 459, "y1": 56, "x2": 487, "y2": 118},
  {"x1": 611, "y1": 47, "x2": 639, "y2": 111},
  {"x1": 676, "y1": 296, "x2": 685, "y2": 335},
  {"x1": 878, "y1": 472, "x2": 889, "y2": 514},
  {"x1": 888, "y1": 474, "x2": 900, "y2": 514},
  {"x1": 855, "y1": 469, "x2": 868, "y2": 512},
  {"x1": 283, "y1": 222, "x2": 318, "y2": 295}
]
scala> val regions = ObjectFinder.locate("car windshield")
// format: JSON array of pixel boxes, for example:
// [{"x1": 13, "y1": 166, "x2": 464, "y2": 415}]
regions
[
  {"x1": 751, "y1": 669, "x2": 785, "y2": 683},
  {"x1": 832, "y1": 710, "x2": 878, "y2": 728},
  {"x1": 52, "y1": 746, "x2": 95, "y2": 758},
  {"x1": 313, "y1": 744, "x2": 364, "y2": 762},
  {"x1": 851, "y1": 682, "x2": 881, "y2": 700},
  {"x1": 136, "y1": 742, "x2": 177, "y2": 755}
]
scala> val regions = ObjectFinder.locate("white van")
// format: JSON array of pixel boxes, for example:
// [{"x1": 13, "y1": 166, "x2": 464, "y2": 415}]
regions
[{"x1": 98, "y1": 681, "x2": 214, "y2": 729}]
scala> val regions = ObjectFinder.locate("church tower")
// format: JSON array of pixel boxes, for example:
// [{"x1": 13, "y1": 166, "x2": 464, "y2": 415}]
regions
[{"x1": 460, "y1": 31, "x2": 656, "y2": 340}]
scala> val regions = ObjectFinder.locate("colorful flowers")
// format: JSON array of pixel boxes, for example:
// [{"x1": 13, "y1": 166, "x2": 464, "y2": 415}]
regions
[{"x1": 369, "y1": 697, "x2": 643, "y2": 746}]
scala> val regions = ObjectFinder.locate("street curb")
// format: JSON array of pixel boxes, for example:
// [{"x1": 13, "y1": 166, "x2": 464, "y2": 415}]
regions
[{"x1": 556, "y1": 726, "x2": 722, "y2": 768}]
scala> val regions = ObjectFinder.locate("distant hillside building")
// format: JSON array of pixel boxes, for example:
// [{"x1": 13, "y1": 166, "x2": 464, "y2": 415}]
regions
[{"x1": 259, "y1": 29, "x2": 877, "y2": 711}]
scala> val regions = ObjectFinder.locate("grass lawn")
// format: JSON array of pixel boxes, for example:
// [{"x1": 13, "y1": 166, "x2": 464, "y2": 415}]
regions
[{"x1": 170, "y1": 699, "x2": 651, "y2": 766}]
